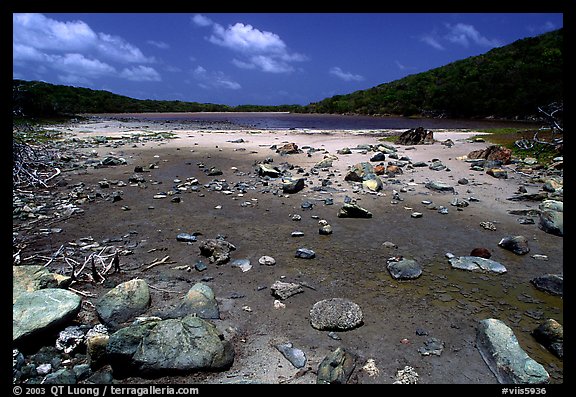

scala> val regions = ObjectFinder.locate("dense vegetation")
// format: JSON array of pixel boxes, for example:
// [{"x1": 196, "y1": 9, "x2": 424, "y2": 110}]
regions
[
  {"x1": 13, "y1": 29, "x2": 562, "y2": 120},
  {"x1": 304, "y1": 29, "x2": 563, "y2": 119}
]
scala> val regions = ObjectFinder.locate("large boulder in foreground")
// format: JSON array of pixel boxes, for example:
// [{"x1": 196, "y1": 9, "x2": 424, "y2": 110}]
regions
[
  {"x1": 476, "y1": 318, "x2": 549, "y2": 384},
  {"x1": 13, "y1": 288, "x2": 81, "y2": 344},
  {"x1": 106, "y1": 315, "x2": 234, "y2": 378}
]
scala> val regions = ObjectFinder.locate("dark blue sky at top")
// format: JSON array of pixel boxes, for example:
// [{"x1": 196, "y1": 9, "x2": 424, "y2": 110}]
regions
[{"x1": 12, "y1": 12, "x2": 564, "y2": 106}]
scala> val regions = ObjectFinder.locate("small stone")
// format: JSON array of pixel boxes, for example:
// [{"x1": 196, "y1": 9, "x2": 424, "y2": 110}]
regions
[
  {"x1": 295, "y1": 248, "x2": 315, "y2": 259},
  {"x1": 258, "y1": 256, "x2": 276, "y2": 266}
]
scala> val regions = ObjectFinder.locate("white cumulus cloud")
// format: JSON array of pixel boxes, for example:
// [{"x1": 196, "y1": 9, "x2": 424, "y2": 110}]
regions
[
  {"x1": 192, "y1": 66, "x2": 241, "y2": 90},
  {"x1": 194, "y1": 14, "x2": 307, "y2": 74},
  {"x1": 13, "y1": 13, "x2": 160, "y2": 85},
  {"x1": 329, "y1": 67, "x2": 364, "y2": 82}
]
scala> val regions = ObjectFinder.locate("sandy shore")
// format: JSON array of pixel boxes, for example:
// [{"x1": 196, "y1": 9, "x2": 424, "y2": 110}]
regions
[{"x1": 14, "y1": 116, "x2": 563, "y2": 385}]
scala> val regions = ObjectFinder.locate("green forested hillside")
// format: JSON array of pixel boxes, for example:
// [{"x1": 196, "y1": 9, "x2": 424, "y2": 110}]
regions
[
  {"x1": 13, "y1": 28, "x2": 562, "y2": 120},
  {"x1": 303, "y1": 28, "x2": 563, "y2": 119}
]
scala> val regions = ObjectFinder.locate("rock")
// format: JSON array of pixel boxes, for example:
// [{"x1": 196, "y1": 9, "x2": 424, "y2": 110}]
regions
[
  {"x1": 393, "y1": 366, "x2": 419, "y2": 384},
  {"x1": 13, "y1": 265, "x2": 72, "y2": 303},
  {"x1": 337, "y1": 203, "x2": 372, "y2": 218},
  {"x1": 318, "y1": 219, "x2": 333, "y2": 235},
  {"x1": 43, "y1": 368, "x2": 77, "y2": 384},
  {"x1": 476, "y1": 318, "x2": 549, "y2": 384},
  {"x1": 295, "y1": 248, "x2": 316, "y2": 259},
  {"x1": 470, "y1": 247, "x2": 491, "y2": 259},
  {"x1": 206, "y1": 167, "x2": 223, "y2": 176},
  {"x1": 106, "y1": 315, "x2": 234, "y2": 377},
  {"x1": 506, "y1": 192, "x2": 549, "y2": 201},
  {"x1": 310, "y1": 298, "x2": 363, "y2": 331},
  {"x1": 458, "y1": 178, "x2": 469, "y2": 185},
  {"x1": 282, "y1": 177, "x2": 306, "y2": 194},
  {"x1": 429, "y1": 160, "x2": 446, "y2": 171},
  {"x1": 344, "y1": 162, "x2": 374, "y2": 182},
  {"x1": 55, "y1": 325, "x2": 85, "y2": 354},
  {"x1": 271, "y1": 281, "x2": 304, "y2": 300},
  {"x1": 449, "y1": 256, "x2": 507, "y2": 274},
  {"x1": 450, "y1": 198, "x2": 469, "y2": 208},
  {"x1": 13, "y1": 288, "x2": 82, "y2": 344},
  {"x1": 257, "y1": 164, "x2": 281, "y2": 178},
  {"x1": 176, "y1": 233, "x2": 197, "y2": 242},
  {"x1": 277, "y1": 142, "x2": 301, "y2": 155},
  {"x1": 418, "y1": 337, "x2": 445, "y2": 356},
  {"x1": 498, "y1": 235, "x2": 530, "y2": 255},
  {"x1": 410, "y1": 212, "x2": 423, "y2": 218},
  {"x1": 385, "y1": 165, "x2": 403, "y2": 176},
  {"x1": 168, "y1": 283, "x2": 220, "y2": 320},
  {"x1": 530, "y1": 274, "x2": 563, "y2": 296},
  {"x1": 539, "y1": 199, "x2": 563, "y2": 212},
  {"x1": 314, "y1": 156, "x2": 335, "y2": 168},
  {"x1": 275, "y1": 342, "x2": 307, "y2": 368},
  {"x1": 337, "y1": 147, "x2": 352, "y2": 155},
  {"x1": 370, "y1": 152, "x2": 386, "y2": 162},
  {"x1": 395, "y1": 127, "x2": 434, "y2": 145},
  {"x1": 86, "y1": 329, "x2": 109, "y2": 370},
  {"x1": 258, "y1": 256, "x2": 276, "y2": 266},
  {"x1": 95, "y1": 279, "x2": 151, "y2": 329},
  {"x1": 538, "y1": 210, "x2": 563, "y2": 237},
  {"x1": 467, "y1": 145, "x2": 511, "y2": 164},
  {"x1": 199, "y1": 238, "x2": 236, "y2": 265},
  {"x1": 317, "y1": 347, "x2": 356, "y2": 384},
  {"x1": 101, "y1": 156, "x2": 127, "y2": 166},
  {"x1": 231, "y1": 258, "x2": 252, "y2": 272},
  {"x1": 486, "y1": 168, "x2": 508, "y2": 179},
  {"x1": 362, "y1": 177, "x2": 383, "y2": 192},
  {"x1": 382, "y1": 241, "x2": 398, "y2": 249},
  {"x1": 532, "y1": 319, "x2": 563, "y2": 359},
  {"x1": 387, "y1": 258, "x2": 422, "y2": 280},
  {"x1": 424, "y1": 180, "x2": 454, "y2": 193}
]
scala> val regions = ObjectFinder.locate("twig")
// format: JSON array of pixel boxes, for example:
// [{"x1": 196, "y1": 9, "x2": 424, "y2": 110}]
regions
[
  {"x1": 148, "y1": 284, "x2": 183, "y2": 294},
  {"x1": 68, "y1": 287, "x2": 97, "y2": 298},
  {"x1": 143, "y1": 255, "x2": 174, "y2": 270}
]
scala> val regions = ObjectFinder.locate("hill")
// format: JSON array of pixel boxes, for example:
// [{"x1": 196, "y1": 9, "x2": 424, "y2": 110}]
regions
[
  {"x1": 13, "y1": 28, "x2": 562, "y2": 120},
  {"x1": 302, "y1": 28, "x2": 563, "y2": 119}
]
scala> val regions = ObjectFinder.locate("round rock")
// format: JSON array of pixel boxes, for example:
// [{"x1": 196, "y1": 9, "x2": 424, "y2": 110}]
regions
[{"x1": 310, "y1": 298, "x2": 363, "y2": 331}]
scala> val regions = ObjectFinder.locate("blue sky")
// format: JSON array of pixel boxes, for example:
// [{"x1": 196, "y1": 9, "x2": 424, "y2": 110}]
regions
[{"x1": 12, "y1": 13, "x2": 564, "y2": 106}]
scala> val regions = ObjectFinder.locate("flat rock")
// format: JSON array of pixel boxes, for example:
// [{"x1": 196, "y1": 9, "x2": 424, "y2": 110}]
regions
[
  {"x1": 387, "y1": 259, "x2": 422, "y2": 280},
  {"x1": 424, "y1": 180, "x2": 454, "y2": 193},
  {"x1": 271, "y1": 281, "x2": 304, "y2": 300},
  {"x1": 449, "y1": 256, "x2": 507, "y2": 274},
  {"x1": 13, "y1": 288, "x2": 82, "y2": 343},
  {"x1": 275, "y1": 342, "x2": 307, "y2": 368},
  {"x1": 498, "y1": 235, "x2": 530, "y2": 255},
  {"x1": 295, "y1": 248, "x2": 316, "y2": 259}
]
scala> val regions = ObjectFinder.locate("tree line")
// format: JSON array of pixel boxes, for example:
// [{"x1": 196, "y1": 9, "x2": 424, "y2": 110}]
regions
[{"x1": 13, "y1": 28, "x2": 562, "y2": 121}]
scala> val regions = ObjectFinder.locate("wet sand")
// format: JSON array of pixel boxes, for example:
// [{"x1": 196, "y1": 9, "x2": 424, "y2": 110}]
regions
[{"x1": 17, "y1": 117, "x2": 563, "y2": 385}]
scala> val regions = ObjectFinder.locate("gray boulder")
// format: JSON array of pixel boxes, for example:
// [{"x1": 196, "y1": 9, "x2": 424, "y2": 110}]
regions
[
  {"x1": 449, "y1": 256, "x2": 507, "y2": 274},
  {"x1": 13, "y1": 288, "x2": 82, "y2": 343},
  {"x1": 107, "y1": 315, "x2": 234, "y2": 377},
  {"x1": 538, "y1": 210, "x2": 563, "y2": 237},
  {"x1": 310, "y1": 298, "x2": 363, "y2": 331},
  {"x1": 532, "y1": 319, "x2": 563, "y2": 359},
  {"x1": 344, "y1": 162, "x2": 374, "y2": 182},
  {"x1": 257, "y1": 164, "x2": 281, "y2": 178},
  {"x1": 317, "y1": 347, "x2": 356, "y2": 384},
  {"x1": 282, "y1": 177, "x2": 306, "y2": 194},
  {"x1": 387, "y1": 259, "x2": 422, "y2": 280},
  {"x1": 498, "y1": 235, "x2": 530, "y2": 255},
  {"x1": 530, "y1": 274, "x2": 563, "y2": 296},
  {"x1": 476, "y1": 318, "x2": 549, "y2": 384},
  {"x1": 167, "y1": 283, "x2": 220, "y2": 319},
  {"x1": 95, "y1": 279, "x2": 151, "y2": 329},
  {"x1": 275, "y1": 342, "x2": 307, "y2": 368},
  {"x1": 539, "y1": 199, "x2": 563, "y2": 212}
]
